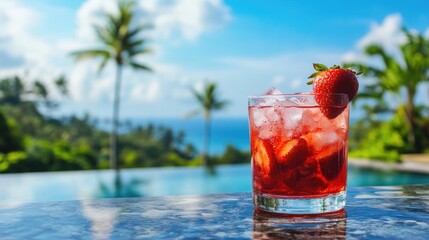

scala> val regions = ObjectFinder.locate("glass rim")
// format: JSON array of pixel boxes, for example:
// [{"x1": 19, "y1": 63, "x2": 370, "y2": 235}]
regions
[
  {"x1": 248, "y1": 92, "x2": 350, "y2": 107},
  {"x1": 248, "y1": 92, "x2": 349, "y2": 100}
]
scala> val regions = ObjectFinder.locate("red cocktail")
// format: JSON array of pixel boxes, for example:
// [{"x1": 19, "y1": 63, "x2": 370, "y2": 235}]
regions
[{"x1": 249, "y1": 92, "x2": 349, "y2": 214}]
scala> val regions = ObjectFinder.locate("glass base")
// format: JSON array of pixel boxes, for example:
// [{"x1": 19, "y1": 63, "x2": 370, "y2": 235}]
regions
[{"x1": 253, "y1": 190, "x2": 346, "y2": 215}]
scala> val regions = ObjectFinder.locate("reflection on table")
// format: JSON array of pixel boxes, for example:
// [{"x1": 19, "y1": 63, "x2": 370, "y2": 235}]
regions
[{"x1": 0, "y1": 184, "x2": 428, "y2": 239}]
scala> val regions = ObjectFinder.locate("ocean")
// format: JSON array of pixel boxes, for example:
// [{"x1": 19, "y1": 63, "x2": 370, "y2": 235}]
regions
[
  {"x1": 105, "y1": 115, "x2": 359, "y2": 155},
  {"x1": 125, "y1": 117, "x2": 251, "y2": 154}
]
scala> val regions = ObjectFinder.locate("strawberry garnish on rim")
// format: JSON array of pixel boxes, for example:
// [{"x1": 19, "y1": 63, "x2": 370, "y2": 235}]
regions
[{"x1": 307, "y1": 63, "x2": 360, "y2": 119}]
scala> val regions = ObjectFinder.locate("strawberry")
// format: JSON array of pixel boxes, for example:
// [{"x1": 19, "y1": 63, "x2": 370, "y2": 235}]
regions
[
  {"x1": 253, "y1": 139, "x2": 274, "y2": 175},
  {"x1": 283, "y1": 161, "x2": 328, "y2": 194},
  {"x1": 318, "y1": 147, "x2": 347, "y2": 181},
  {"x1": 307, "y1": 63, "x2": 360, "y2": 119},
  {"x1": 252, "y1": 138, "x2": 277, "y2": 189},
  {"x1": 275, "y1": 137, "x2": 309, "y2": 168}
]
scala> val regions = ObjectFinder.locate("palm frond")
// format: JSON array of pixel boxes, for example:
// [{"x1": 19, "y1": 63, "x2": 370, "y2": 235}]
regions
[
  {"x1": 125, "y1": 39, "x2": 146, "y2": 51},
  {"x1": 184, "y1": 109, "x2": 201, "y2": 119},
  {"x1": 106, "y1": 14, "x2": 121, "y2": 37},
  {"x1": 32, "y1": 81, "x2": 48, "y2": 99},
  {"x1": 343, "y1": 63, "x2": 382, "y2": 78},
  {"x1": 213, "y1": 100, "x2": 229, "y2": 110},
  {"x1": 128, "y1": 47, "x2": 152, "y2": 57},
  {"x1": 54, "y1": 75, "x2": 68, "y2": 96},
  {"x1": 70, "y1": 0, "x2": 152, "y2": 75},
  {"x1": 190, "y1": 82, "x2": 228, "y2": 114},
  {"x1": 129, "y1": 62, "x2": 152, "y2": 71},
  {"x1": 365, "y1": 44, "x2": 402, "y2": 70},
  {"x1": 70, "y1": 49, "x2": 111, "y2": 62},
  {"x1": 124, "y1": 23, "x2": 152, "y2": 43},
  {"x1": 98, "y1": 56, "x2": 110, "y2": 73},
  {"x1": 191, "y1": 87, "x2": 205, "y2": 105},
  {"x1": 94, "y1": 25, "x2": 115, "y2": 46}
]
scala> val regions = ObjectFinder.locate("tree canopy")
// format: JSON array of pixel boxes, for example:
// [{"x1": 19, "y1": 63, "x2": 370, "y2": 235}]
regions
[{"x1": 345, "y1": 27, "x2": 429, "y2": 161}]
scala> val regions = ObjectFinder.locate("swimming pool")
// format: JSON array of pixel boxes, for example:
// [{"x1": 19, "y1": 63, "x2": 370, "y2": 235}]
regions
[{"x1": 1, "y1": 164, "x2": 428, "y2": 205}]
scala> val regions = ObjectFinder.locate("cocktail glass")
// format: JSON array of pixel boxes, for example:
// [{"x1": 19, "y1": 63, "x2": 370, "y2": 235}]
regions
[{"x1": 248, "y1": 92, "x2": 349, "y2": 214}]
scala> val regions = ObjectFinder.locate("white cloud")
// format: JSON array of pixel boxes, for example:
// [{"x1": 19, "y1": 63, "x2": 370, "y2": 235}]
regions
[
  {"x1": 74, "y1": 0, "x2": 118, "y2": 42},
  {"x1": 185, "y1": 50, "x2": 344, "y2": 116},
  {"x1": 193, "y1": 80, "x2": 205, "y2": 93},
  {"x1": 291, "y1": 79, "x2": 303, "y2": 90},
  {"x1": 130, "y1": 80, "x2": 160, "y2": 102},
  {"x1": 271, "y1": 75, "x2": 302, "y2": 91},
  {"x1": 0, "y1": 1, "x2": 40, "y2": 40},
  {"x1": 0, "y1": 1, "x2": 55, "y2": 66},
  {"x1": 341, "y1": 13, "x2": 429, "y2": 111},
  {"x1": 61, "y1": 48, "x2": 345, "y2": 118},
  {"x1": 220, "y1": 51, "x2": 342, "y2": 78},
  {"x1": 172, "y1": 87, "x2": 192, "y2": 101},
  {"x1": 0, "y1": 1, "x2": 67, "y2": 101},
  {"x1": 90, "y1": 75, "x2": 115, "y2": 102},
  {"x1": 342, "y1": 13, "x2": 408, "y2": 66},
  {"x1": 138, "y1": 0, "x2": 231, "y2": 41},
  {"x1": 357, "y1": 13, "x2": 406, "y2": 52},
  {"x1": 425, "y1": 28, "x2": 429, "y2": 38},
  {"x1": 57, "y1": 0, "x2": 231, "y2": 113},
  {"x1": 341, "y1": 51, "x2": 367, "y2": 63},
  {"x1": 66, "y1": 0, "x2": 231, "y2": 48},
  {"x1": 272, "y1": 75, "x2": 285, "y2": 85}
]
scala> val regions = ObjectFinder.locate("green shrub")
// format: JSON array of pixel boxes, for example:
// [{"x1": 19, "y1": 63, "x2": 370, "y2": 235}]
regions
[
  {"x1": 218, "y1": 145, "x2": 250, "y2": 164},
  {"x1": 349, "y1": 108, "x2": 409, "y2": 162},
  {"x1": 0, "y1": 111, "x2": 23, "y2": 153}
]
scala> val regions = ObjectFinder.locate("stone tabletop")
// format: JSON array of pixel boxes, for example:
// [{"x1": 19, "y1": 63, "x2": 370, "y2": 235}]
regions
[{"x1": 0, "y1": 185, "x2": 428, "y2": 239}]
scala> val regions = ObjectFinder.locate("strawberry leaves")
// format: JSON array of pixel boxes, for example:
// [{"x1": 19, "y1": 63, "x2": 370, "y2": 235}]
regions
[
  {"x1": 307, "y1": 63, "x2": 344, "y2": 83},
  {"x1": 313, "y1": 63, "x2": 329, "y2": 71},
  {"x1": 307, "y1": 63, "x2": 361, "y2": 83},
  {"x1": 307, "y1": 62, "x2": 360, "y2": 119}
]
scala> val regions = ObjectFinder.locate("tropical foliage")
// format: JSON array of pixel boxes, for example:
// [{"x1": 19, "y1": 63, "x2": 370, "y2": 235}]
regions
[
  {"x1": 345, "y1": 27, "x2": 429, "y2": 161},
  {"x1": 0, "y1": 1, "x2": 250, "y2": 174},
  {"x1": 0, "y1": 75, "x2": 248, "y2": 173}
]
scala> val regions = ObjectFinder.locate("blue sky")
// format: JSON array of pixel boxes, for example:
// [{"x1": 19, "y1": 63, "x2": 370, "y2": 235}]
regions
[{"x1": 1, "y1": 0, "x2": 429, "y2": 119}]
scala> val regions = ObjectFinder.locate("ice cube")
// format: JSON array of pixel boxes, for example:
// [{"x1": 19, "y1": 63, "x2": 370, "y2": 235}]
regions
[
  {"x1": 265, "y1": 107, "x2": 280, "y2": 122},
  {"x1": 300, "y1": 107, "x2": 333, "y2": 133},
  {"x1": 262, "y1": 87, "x2": 282, "y2": 95},
  {"x1": 303, "y1": 130, "x2": 341, "y2": 154},
  {"x1": 288, "y1": 97, "x2": 305, "y2": 105},
  {"x1": 257, "y1": 88, "x2": 282, "y2": 106},
  {"x1": 258, "y1": 125, "x2": 274, "y2": 139},
  {"x1": 276, "y1": 98, "x2": 300, "y2": 107},
  {"x1": 277, "y1": 107, "x2": 303, "y2": 137},
  {"x1": 251, "y1": 105, "x2": 280, "y2": 131},
  {"x1": 295, "y1": 94, "x2": 318, "y2": 106},
  {"x1": 277, "y1": 94, "x2": 317, "y2": 107},
  {"x1": 251, "y1": 107, "x2": 268, "y2": 127},
  {"x1": 258, "y1": 107, "x2": 281, "y2": 139},
  {"x1": 318, "y1": 131, "x2": 340, "y2": 148}
]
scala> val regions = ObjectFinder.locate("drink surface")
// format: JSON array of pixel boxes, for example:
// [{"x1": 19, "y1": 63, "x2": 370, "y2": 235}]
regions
[{"x1": 249, "y1": 99, "x2": 349, "y2": 198}]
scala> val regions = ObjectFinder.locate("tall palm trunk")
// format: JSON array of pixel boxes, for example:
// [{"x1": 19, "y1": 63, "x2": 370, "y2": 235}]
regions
[
  {"x1": 110, "y1": 63, "x2": 122, "y2": 186},
  {"x1": 202, "y1": 111, "x2": 211, "y2": 167},
  {"x1": 405, "y1": 86, "x2": 417, "y2": 151}
]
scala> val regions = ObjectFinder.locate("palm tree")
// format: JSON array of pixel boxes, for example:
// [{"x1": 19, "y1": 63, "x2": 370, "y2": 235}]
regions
[
  {"x1": 345, "y1": 27, "x2": 429, "y2": 152},
  {"x1": 0, "y1": 76, "x2": 65, "y2": 105},
  {"x1": 187, "y1": 82, "x2": 228, "y2": 167},
  {"x1": 0, "y1": 76, "x2": 24, "y2": 105},
  {"x1": 54, "y1": 75, "x2": 68, "y2": 96},
  {"x1": 71, "y1": 0, "x2": 152, "y2": 176}
]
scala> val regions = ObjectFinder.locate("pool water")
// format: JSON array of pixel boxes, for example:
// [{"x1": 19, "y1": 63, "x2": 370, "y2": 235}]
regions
[{"x1": 0, "y1": 164, "x2": 428, "y2": 205}]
